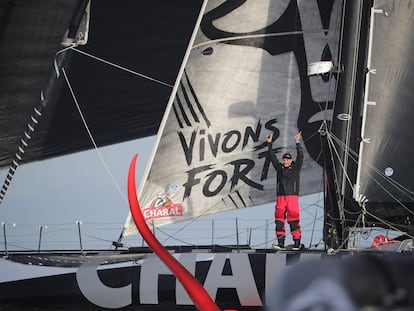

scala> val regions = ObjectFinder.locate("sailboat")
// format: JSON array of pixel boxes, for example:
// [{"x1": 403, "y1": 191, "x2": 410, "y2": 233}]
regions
[{"x1": 1, "y1": 0, "x2": 414, "y2": 310}]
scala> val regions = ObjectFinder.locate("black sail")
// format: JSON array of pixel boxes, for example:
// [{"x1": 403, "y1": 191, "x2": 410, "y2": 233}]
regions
[
  {"x1": 355, "y1": 0, "x2": 414, "y2": 230},
  {"x1": 331, "y1": 0, "x2": 414, "y2": 236},
  {"x1": 0, "y1": 0, "x2": 203, "y2": 169}
]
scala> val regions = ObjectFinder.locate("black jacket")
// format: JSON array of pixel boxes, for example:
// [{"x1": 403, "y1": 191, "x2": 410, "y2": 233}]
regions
[{"x1": 268, "y1": 142, "x2": 303, "y2": 195}]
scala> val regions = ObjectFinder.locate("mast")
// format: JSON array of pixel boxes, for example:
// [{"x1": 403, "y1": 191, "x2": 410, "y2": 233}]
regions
[{"x1": 325, "y1": 0, "x2": 373, "y2": 248}]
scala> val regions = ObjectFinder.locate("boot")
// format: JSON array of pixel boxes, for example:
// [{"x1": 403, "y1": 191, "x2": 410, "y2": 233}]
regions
[
  {"x1": 272, "y1": 237, "x2": 285, "y2": 251},
  {"x1": 292, "y1": 238, "x2": 301, "y2": 250}
]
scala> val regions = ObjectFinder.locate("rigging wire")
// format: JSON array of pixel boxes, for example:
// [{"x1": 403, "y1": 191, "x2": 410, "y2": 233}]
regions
[
  {"x1": 70, "y1": 47, "x2": 174, "y2": 88},
  {"x1": 307, "y1": 192, "x2": 324, "y2": 249},
  {"x1": 329, "y1": 133, "x2": 414, "y2": 215},
  {"x1": 58, "y1": 44, "x2": 177, "y2": 248},
  {"x1": 61, "y1": 66, "x2": 128, "y2": 206},
  {"x1": 326, "y1": 132, "x2": 355, "y2": 193},
  {"x1": 325, "y1": 130, "x2": 348, "y2": 223},
  {"x1": 365, "y1": 211, "x2": 414, "y2": 240},
  {"x1": 325, "y1": 130, "x2": 414, "y2": 243}
]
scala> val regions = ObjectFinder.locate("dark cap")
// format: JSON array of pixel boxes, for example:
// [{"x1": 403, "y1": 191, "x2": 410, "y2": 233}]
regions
[{"x1": 282, "y1": 153, "x2": 292, "y2": 159}]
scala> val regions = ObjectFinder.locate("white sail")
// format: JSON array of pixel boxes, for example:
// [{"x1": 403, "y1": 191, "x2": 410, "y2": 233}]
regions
[{"x1": 124, "y1": 0, "x2": 342, "y2": 235}]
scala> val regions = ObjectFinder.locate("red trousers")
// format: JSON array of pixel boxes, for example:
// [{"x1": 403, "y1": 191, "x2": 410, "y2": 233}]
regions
[{"x1": 274, "y1": 195, "x2": 301, "y2": 239}]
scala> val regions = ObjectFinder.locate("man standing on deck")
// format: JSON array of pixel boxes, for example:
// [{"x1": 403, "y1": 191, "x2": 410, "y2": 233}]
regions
[{"x1": 266, "y1": 132, "x2": 303, "y2": 250}]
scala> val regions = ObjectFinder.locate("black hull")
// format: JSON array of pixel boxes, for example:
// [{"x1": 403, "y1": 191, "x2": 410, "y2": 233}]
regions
[
  {"x1": 0, "y1": 248, "x2": 325, "y2": 310},
  {"x1": 2, "y1": 243, "x2": 414, "y2": 310}
]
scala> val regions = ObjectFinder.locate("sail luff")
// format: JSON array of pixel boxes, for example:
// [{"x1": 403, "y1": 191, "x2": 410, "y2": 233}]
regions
[
  {"x1": 136, "y1": 0, "x2": 210, "y2": 200},
  {"x1": 355, "y1": 4, "x2": 378, "y2": 202},
  {"x1": 122, "y1": 0, "x2": 209, "y2": 236},
  {"x1": 326, "y1": 0, "x2": 374, "y2": 246},
  {"x1": 338, "y1": 1, "x2": 363, "y2": 204}
]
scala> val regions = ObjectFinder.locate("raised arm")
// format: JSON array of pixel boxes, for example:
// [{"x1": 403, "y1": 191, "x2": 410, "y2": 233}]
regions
[
  {"x1": 266, "y1": 134, "x2": 282, "y2": 171},
  {"x1": 294, "y1": 132, "x2": 303, "y2": 169}
]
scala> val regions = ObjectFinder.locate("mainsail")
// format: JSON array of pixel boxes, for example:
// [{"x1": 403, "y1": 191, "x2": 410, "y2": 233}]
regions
[
  {"x1": 124, "y1": 0, "x2": 343, "y2": 235},
  {"x1": 354, "y1": 0, "x2": 414, "y2": 228},
  {"x1": 323, "y1": 0, "x2": 414, "y2": 246}
]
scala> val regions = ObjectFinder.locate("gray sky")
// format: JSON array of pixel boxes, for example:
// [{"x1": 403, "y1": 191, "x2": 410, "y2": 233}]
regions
[
  {"x1": 0, "y1": 136, "x2": 156, "y2": 250},
  {"x1": 0, "y1": 137, "x2": 152, "y2": 223}
]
